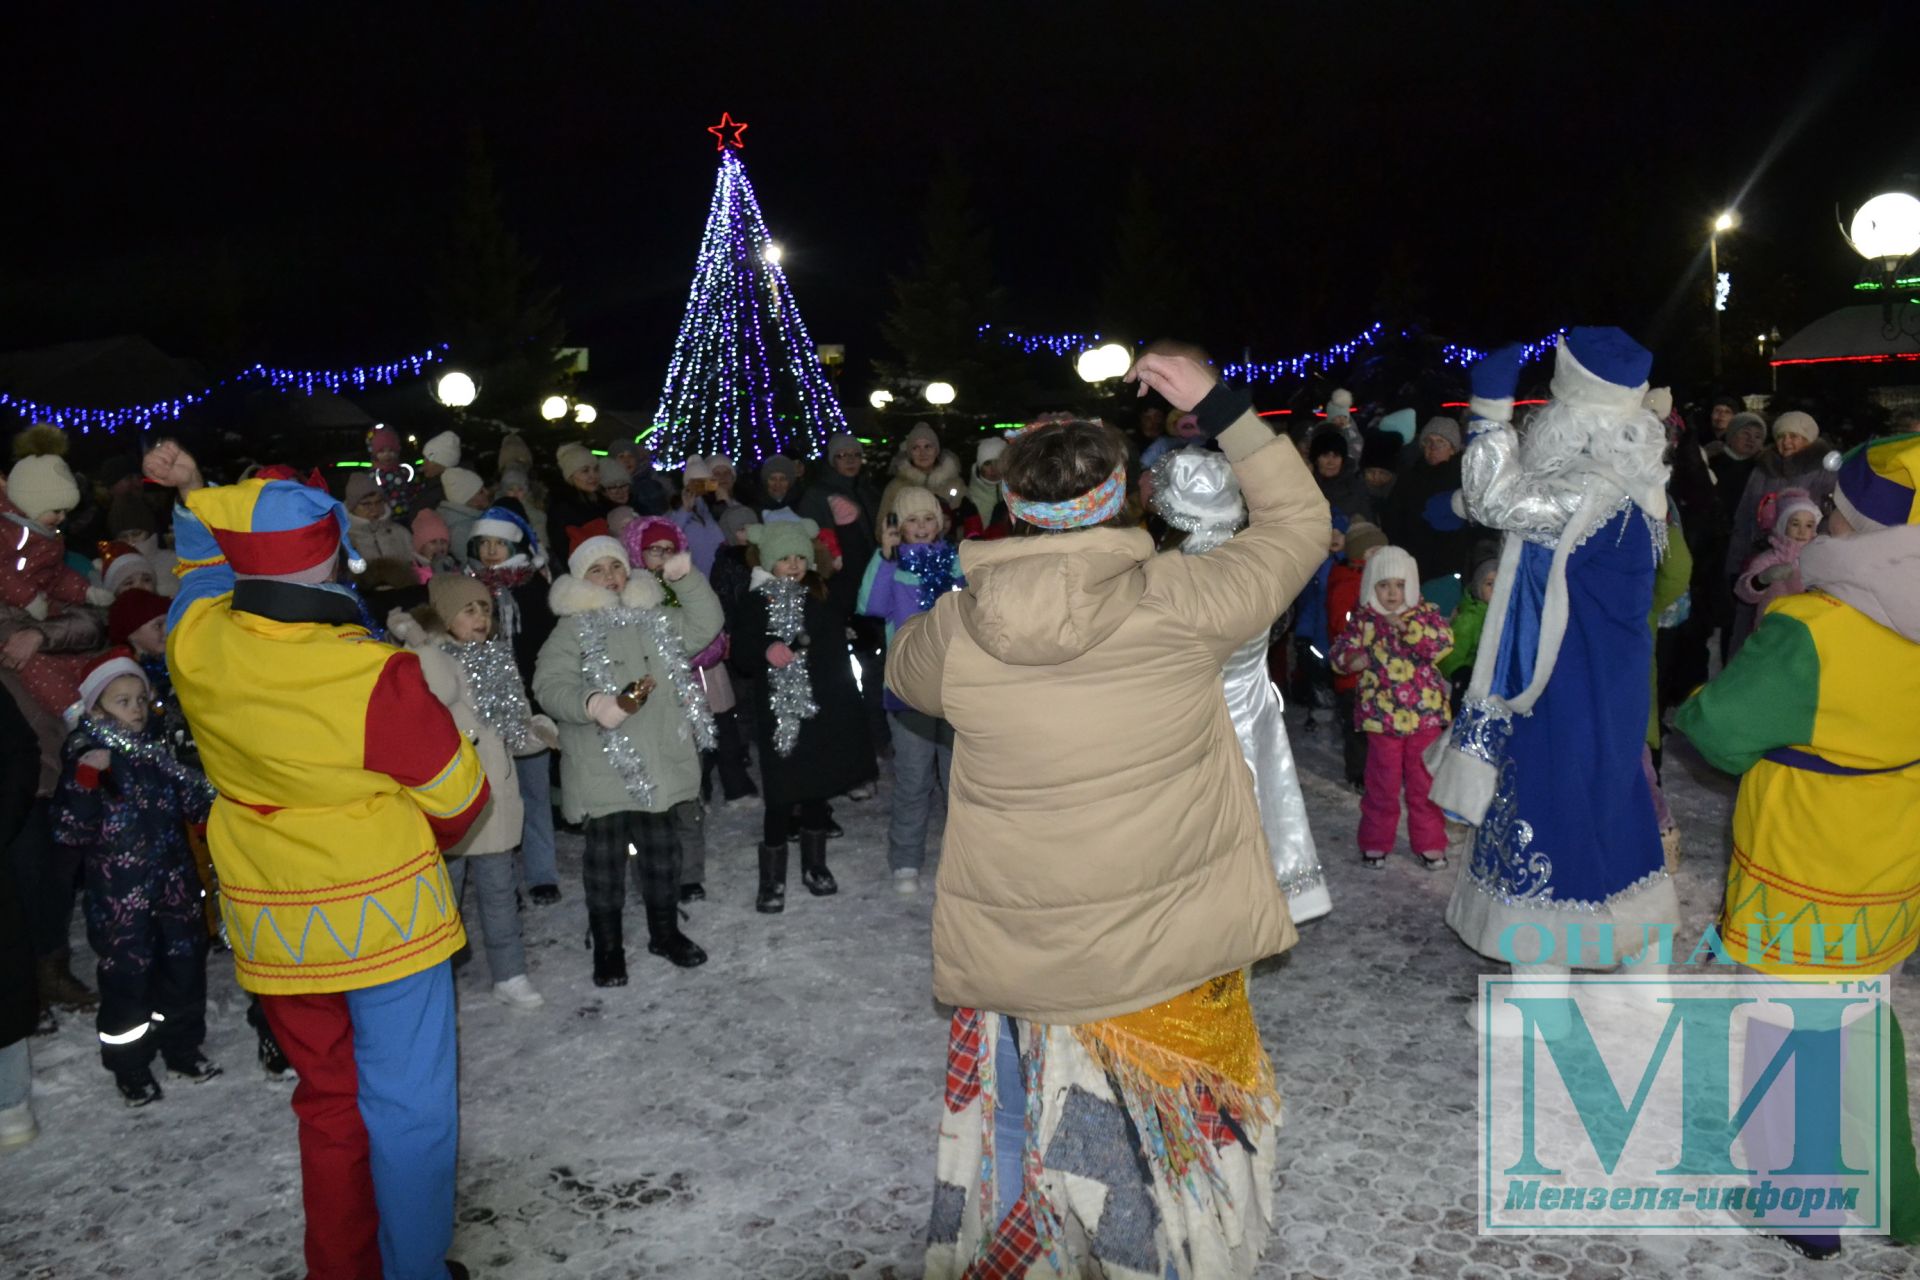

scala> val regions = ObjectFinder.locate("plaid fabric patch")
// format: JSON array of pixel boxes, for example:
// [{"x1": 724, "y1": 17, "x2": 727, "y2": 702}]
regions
[
  {"x1": 581, "y1": 810, "x2": 682, "y2": 913},
  {"x1": 945, "y1": 1007, "x2": 985, "y2": 1113},
  {"x1": 963, "y1": 1195, "x2": 1044, "y2": 1280}
]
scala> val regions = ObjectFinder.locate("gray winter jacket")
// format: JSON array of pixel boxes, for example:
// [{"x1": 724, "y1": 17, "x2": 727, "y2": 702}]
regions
[{"x1": 532, "y1": 569, "x2": 723, "y2": 819}]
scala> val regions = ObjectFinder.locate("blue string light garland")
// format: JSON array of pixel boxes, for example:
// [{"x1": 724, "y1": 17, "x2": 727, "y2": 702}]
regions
[
  {"x1": 978, "y1": 324, "x2": 1568, "y2": 383},
  {"x1": 0, "y1": 344, "x2": 449, "y2": 436}
]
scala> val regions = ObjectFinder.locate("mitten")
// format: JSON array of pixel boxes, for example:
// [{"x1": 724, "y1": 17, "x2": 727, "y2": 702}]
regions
[
  {"x1": 86, "y1": 586, "x2": 116, "y2": 608},
  {"x1": 1468, "y1": 344, "x2": 1525, "y2": 426},
  {"x1": 1423, "y1": 490, "x2": 1467, "y2": 532},
  {"x1": 661, "y1": 551, "x2": 693, "y2": 582},
  {"x1": 530, "y1": 714, "x2": 561, "y2": 751},
  {"x1": 766, "y1": 642, "x2": 795, "y2": 669},
  {"x1": 585, "y1": 692, "x2": 631, "y2": 730},
  {"x1": 1755, "y1": 563, "x2": 1795, "y2": 587}
]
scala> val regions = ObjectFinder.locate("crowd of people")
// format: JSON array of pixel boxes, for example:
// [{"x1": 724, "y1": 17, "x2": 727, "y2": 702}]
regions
[{"x1": 0, "y1": 327, "x2": 1916, "y2": 1275}]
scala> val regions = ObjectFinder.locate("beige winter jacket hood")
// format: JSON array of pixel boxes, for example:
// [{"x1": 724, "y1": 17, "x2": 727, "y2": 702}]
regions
[{"x1": 888, "y1": 410, "x2": 1331, "y2": 1024}]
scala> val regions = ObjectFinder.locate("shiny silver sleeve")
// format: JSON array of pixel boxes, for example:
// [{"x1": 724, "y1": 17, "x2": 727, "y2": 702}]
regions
[{"x1": 1459, "y1": 424, "x2": 1572, "y2": 535}]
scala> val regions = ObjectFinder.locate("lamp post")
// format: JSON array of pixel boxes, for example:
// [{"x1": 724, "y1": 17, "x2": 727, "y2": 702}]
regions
[
  {"x1": 1843, "y1": 191, "x2": 1920, "y2": 341},
  {"x1": 924, "y1": 381, "x2": 956, "y2": 416},
  {"x1": 868, "y1": 389, "x2": 893, "y2": 411},
  {"x1": 1709, "y1": 211, "x2": 1736, "y2": 380}
]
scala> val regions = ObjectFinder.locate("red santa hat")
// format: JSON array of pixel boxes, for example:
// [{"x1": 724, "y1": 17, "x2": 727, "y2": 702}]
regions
[{"x1": 73, "y1": 648, "x2": 147, "y2": 717}]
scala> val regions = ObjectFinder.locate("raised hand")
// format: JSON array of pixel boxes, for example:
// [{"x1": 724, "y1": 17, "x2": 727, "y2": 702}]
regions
[
  {"x1": 142, "y1": 440, "x2": 204, "y2": 494},
  {"x1": 1124, "y1": 342, "x2": 1218, "y2": 413}
]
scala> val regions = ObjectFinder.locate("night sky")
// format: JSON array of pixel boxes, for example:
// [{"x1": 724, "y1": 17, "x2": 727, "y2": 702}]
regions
[{"x1": 1, "y1": 3, "x2": 1913, "y2": 407}]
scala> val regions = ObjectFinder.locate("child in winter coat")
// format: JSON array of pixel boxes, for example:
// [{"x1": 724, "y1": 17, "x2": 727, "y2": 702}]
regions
[
  {"x1": 1, "y1": 453, "x2": 112, "y2": 717},
  {"x1": 465, "y1": 506, "x2": 562, "y2": 904},
  {"x1": 732, "y1": 519, "x2": 877, "y2": 912},
  {"x1": 1734, "y1": 487, "x2": 1820, "y2": 617},
  {"x1": 50, "y1": 650, "x2": 218, "y2": 1106},
  {"x1": 1438, "y1": 555, "x2": 1498, "y2": 703},
  {"x1": 857, "y1": 486, "x2": 964, "y2": 892},
  {"x1": 1329, "y1": 545, "x2": 1454, "y2": 869},
  {"x1": 390, "y1": 576, "x2": 554, "y2": 1010},
  {"x1": 533, "y1": 534, "x2": 721, "y2": 983},
  {"x1": 1326, "y1": 520, "x2": 1388, "y2": 789},
  {"x1": 622, "y1": 515, "x2": 749, "y2": 897},
  {"x1": 409, "y1": 509, "x2": 458, "y2": 584}
]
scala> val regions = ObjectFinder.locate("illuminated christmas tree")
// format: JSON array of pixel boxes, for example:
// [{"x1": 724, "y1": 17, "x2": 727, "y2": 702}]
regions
[{"x1": 650, "y1": 114, "x2": 847, "y2": 466}]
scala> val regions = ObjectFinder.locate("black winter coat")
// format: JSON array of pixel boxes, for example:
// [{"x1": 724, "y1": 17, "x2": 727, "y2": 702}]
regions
[
  {"x1": 1381, "y1": 454, "x2": 1474, "y2": 582},
  {"x1": 546, "y1": 488, "x2": 611, "y2": 563},
  {"x1": 729, "y1": 575, "x2": 877, "y2": 807}
]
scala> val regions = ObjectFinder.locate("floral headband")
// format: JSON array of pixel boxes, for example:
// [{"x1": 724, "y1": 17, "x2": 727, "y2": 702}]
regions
[{"x1": 1000, "y1": 416, "x2": 1127, "y2": 531}]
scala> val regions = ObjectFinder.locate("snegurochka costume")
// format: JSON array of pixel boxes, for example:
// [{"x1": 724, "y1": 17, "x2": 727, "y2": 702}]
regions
[
  {"x1": 1676, "y1": 435, "x2": 1920, "y2": 1250},
  {"x1": 1434, "y1": 329, "x2": 1677, "y2": 971},
  {"x1": 1150, "y1": 446, "x2": 1330, "y2": 923},
  {"x1": 165, "y1": 474, "x2": 489, "y2": 1280}
]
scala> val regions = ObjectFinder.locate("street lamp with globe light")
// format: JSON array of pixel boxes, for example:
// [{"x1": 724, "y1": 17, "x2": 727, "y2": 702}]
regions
[
  {"x1": 1843, "y1": 192, "x2": 1920, "y2": 341},
  {"x1": 924, "y1": 381, "x2": 955, "y2": 408},
  {"x1": 574, "y1": 403, "x2": 598, "y2": 425},
  {"x1": 434, "y1": 370, "x2": 478, "y2": 410},
  {"x1": 540, "y1": 394, "x2": 570, "y2": 422},
  {"x1": 869, "y1": 389, "x2": 893, "y2": 411},
  {"x1": 1709, "y1": 211, "x2": 1738, "y2": 379},
  {"x1": 1075, "y1": 342, "x2": 1131, "y2": 384},
  {"x1": 762, "y1": 242, "x2": 783, "y2": 265}
]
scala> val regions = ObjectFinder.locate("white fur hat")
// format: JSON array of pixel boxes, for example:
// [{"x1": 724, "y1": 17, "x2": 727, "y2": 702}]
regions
[
  {"x1": 683, "y1": 456, "x2": 714, "y2": 482},
  {"x1": 422, "y1": 431, "x2": 462, "y2": 467},
  {"x1": 1360, "y1": 545, "x2": 1422, "y2": 616},
  {"x1": 1326, "y1": 388, "x2": 1354, "y2": 420},
  {"x1": 567, "y1": 534, "x2": 628, "y2": 580}
]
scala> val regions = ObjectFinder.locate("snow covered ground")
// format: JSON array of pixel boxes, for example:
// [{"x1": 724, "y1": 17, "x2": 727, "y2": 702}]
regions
[{"x1": 3, "y1": 706, "x2": 1915, "y2": 1278}]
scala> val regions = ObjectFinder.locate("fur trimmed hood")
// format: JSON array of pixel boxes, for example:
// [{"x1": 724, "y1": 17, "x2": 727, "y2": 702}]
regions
[
  {"x1": 548, "y1": 570, "x2": 665, "y2": 617},
  {"x1": 1800, "y1": 524, "x2": 1920, "y2": 644},
  {"x1": 890, "y1": 448, "x2": 963, "y2": 500}
]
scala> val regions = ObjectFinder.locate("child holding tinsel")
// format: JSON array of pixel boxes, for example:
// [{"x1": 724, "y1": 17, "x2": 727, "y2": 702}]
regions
[
  {"x1": 1328, "y1": 545, "x2": 1454, "y2": 870},
  {"x1": 623, "y1": 514, "x2": 742, "y2": 899},
  {"x1": 533, "y1": 533, "x2": 720, "y2": 983},
  {"x1": 732, "y1": 519, "x2": 877, "y2": 913},
  {"x1": 391, "y1": 576, "x2": 555, "y2": 1009},
  {"x1": 857, "y1": 487, "x2": 963, "y2": 894},
  {"x1": 464, "y1": 505, "x2": 563, "y2": 905},
  {"x1": 50, "y1": 650, "x2": 218, "y2": 1106}
]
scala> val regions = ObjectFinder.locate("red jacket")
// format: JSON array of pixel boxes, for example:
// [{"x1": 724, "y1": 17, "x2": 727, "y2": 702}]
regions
[{"x1": 1326, "y1": 560, "x2": 1363, "y2": 693}]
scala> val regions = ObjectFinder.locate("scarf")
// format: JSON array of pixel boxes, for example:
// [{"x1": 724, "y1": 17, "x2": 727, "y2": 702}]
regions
[
  {"x1": 446, "y1": 637, "x2": 534, "y2": 753},
  {"x1": 83, "y1": 716, "x2": 218, "y2": 809},
  {"x1": 898, "y1": 541, "x2": 960, "y2": 611},
  {"x1": 754, "y1": 573, "x2": 819, "y2": 756},
  {"x1": 471, "y1": 561, "x2": 540, "y2": 642},
  {"x1": 572, "y1": 602, "x2": 716, "y2": 805}
]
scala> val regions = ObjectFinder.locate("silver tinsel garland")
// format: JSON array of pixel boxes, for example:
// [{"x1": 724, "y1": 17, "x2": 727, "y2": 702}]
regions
[
  {"x1": 84, "y1": 717, "x2": 218, "y2": 809},
  {"x1": 755, "y1": 576, "x2": 818, "y2": 757},
  {"x1": 447, "y1": 638, "x2": 534, "y2": 753},
  {"x1": 572, "y1": 603, "x2": 716, "y2": 806}
]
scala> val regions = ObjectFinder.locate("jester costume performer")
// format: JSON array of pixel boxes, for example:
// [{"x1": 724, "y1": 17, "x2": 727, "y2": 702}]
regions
[
  {"x1": 1434, "y1": 329, "x2": 1676, "y2": 988},
  {"x1": 1151, "y1": 448, "x2": 1330, "y2": 923},
  {"x1": 1676, "y1": 434, "x2": 1920, "y2": 1253},
  {"x1": 162, "y1": 465, "x2": 489, "y2": 1280},
  {"x1": 888, "y1": 369, "x2": 1332, "y2": 1278}
]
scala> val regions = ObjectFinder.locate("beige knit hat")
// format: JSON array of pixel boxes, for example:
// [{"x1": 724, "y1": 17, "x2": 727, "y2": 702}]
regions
[
  {"x1": 556, "y1": 442, "x2": 597, "y2": 480},
  {"x1": 6, "y1": 455, "x2": 80, "y2": 519}
]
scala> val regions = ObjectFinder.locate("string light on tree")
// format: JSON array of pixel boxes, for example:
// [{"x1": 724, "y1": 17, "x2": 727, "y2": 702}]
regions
[{"x1": 650, "y1": 115, "x2": 849, "y2": 466}]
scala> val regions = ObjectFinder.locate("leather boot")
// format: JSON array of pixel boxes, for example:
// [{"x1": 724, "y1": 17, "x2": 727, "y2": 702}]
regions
[
  {"x1": 645, "y1": 906, "x2": 707, "y2": 969},
  {"x1": 756, "y1": 842, "x2": 788, "y2": 914},
  {"x1": 799, "y1": 829, "x2": 837, "y2": 897},
  {"x1": 37, "y1": 948, "x2": 97, "y2": 1011},
  {"x1": 587, "y1": 910, "x2": 627, "y2": 987}
]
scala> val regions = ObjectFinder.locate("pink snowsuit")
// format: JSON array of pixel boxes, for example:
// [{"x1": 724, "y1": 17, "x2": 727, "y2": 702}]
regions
[{"x1": 1329, "y1": 600, "x2": 1453, "y2": 857}]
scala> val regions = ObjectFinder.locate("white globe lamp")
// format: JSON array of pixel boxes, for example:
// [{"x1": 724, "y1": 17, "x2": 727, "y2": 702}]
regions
[
  {"x1": 924, "y1": 381, "x2": 956, "y2": 407},
  {"x1": 574, "y1": 403, "x2": 598, "y2": 425},
  {"x1": 540, "y1": 394, "x2": 570, "y2": 422},
  {"x1": 433, "y1": 370, "x2": 477, "y2": 409},
  {"x1": 1848, "y1": 192, "x2": 1920, "y2": 265},
  {"x1": 869, "y1": 389, "x2": 893, "y2": 410}
]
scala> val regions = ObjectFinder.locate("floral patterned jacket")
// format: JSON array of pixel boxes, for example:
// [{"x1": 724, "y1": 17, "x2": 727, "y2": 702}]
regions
[{"x1": 1328, "y1": 601, "x2": 1454, "y2": 735}]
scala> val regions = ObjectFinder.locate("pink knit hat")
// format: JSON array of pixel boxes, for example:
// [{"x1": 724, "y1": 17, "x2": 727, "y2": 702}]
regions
[
  {"x1": 622, "y1": 514, "x2": 686, "y2": 564},
  {"x1": 367, "y1": 425, "x2": 401, "y2": 456},
  {"x1": 411, "y1": 508, "x2": 451, "y2": 553}
]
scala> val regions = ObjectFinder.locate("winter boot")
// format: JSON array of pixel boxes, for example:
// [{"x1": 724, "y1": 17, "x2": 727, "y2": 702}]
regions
[
  {"x1": 645, "y1": 906, "x2": 708, "y2": 969},
  {"x1": 588, "y1": 910, "x2": 628, "y2": 987},
  {"x1": 799, "y1": 829, "x2": 837, "y2": 897},
  {"x1": 115, "y1": 1068, "x2": 163, "y2": 1108},
  {"x1": 164, "y1": 1051, "x2": 224, "y2": 1083},
  {"x1": 756, "y1": 842, "x2": 788, "y2": 914},
  {"x1": 37, "y1": 948, "x2": 96, "y2": 1011}
]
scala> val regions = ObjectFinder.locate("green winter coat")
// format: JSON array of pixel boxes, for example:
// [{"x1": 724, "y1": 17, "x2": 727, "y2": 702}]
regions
[
  {"x1": 1647, "y1": 522, "x2": 1693, "y2": 749},
  {"x1": 532, "y1": 569, "x2": 723, "y2": 820},
  {"x1": 1438, "y1": 595, "x2": 1485, "y2": 679}
]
